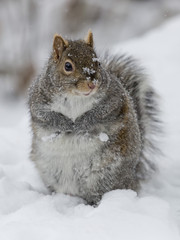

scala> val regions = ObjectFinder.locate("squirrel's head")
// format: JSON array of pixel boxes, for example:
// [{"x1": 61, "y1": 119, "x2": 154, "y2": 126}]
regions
[{"x1": 51, "y1": 30, "x2": 102, "y2": 97}]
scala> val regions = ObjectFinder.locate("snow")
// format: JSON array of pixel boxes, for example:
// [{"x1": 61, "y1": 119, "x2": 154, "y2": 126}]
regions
[
  {"x1": 83, "y1": 67, "x2": 96, "y2": 75},
  {"x1": 92, "y1": 57, "x2": 100, "y2": 62},
  {"x1": 1, "y1": 16, "x2": 180, "y2": 239},
  {"x1": 41, "y1": 133, "x2": 59, "y2": 142},
  {"x1": 99, "y1": 132, "x2": 109, "y2": 142}
]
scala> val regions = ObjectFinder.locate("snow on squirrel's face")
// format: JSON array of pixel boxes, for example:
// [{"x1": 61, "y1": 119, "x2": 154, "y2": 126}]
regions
[{"x1": 52, "y1": 31, "x2": 102, "y2": 97}]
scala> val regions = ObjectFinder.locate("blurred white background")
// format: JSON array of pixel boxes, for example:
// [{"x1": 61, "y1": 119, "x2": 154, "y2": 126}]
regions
[{"x1": 0, "y1": 0, "x2": 180, "y2": 101}]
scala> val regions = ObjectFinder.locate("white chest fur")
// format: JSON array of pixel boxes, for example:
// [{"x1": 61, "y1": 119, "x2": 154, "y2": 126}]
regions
[
  {"x1": 51, "y1": 94, "x2": 98, "y2": 121},
  {"x1": 35, "y1": 93, "x2": 102, "y2": 196},
  {"x1": 36, "y1": 132, "x2": 102, "y2": 196}
]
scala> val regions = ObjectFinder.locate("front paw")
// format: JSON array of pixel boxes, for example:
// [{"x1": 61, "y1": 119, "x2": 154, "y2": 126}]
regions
[
  {"x1": 62, "y1": 120, "x2": 75, "y2": 132},
  {"x1": 74, "y1": 124, "x2": 88, "y2": 134},
  {"x1": 74, "y1": 117, "x2": 90, "y2": 134}
]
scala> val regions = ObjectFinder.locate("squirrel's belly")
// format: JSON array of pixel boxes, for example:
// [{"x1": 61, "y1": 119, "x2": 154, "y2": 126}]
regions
[{"x1": 34, "y1": 133, "x2": 102, "y2": 196}]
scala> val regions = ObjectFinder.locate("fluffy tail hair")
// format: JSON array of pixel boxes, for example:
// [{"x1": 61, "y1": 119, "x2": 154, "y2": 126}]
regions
[{"x1": 102, "y1": 53, "x2": 161, "y2": 180}]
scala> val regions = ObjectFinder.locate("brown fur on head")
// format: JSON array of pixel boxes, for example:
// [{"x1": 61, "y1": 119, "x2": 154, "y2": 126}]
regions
[{"x1": 52, "y1": 31, "x2": 101, "y2": 96}]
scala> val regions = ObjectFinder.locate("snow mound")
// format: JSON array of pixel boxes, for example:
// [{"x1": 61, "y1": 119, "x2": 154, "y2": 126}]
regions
[{"x1": 1, "y1": 16, "x2": 180, "y2": 239}]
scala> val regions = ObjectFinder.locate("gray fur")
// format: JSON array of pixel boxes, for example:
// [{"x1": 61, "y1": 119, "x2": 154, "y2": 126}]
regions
[{"x1": 28, "y1": 40, "x2": 159, "y2": 205}]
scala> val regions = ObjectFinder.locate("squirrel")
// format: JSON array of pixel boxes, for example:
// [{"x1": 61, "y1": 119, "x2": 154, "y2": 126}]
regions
[{"x1": 28, "y1": 30, "x2": 159, "y2": 205}]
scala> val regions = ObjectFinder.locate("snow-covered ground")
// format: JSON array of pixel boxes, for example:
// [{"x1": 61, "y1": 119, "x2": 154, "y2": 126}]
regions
[{"x1": 0, "y1": 16, "x2": 180, "y2": 240}]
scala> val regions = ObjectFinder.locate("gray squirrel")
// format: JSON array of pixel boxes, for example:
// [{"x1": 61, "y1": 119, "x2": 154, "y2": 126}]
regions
[{"x1": 28, "y1": 30, "x2": 159, "y2": 205}]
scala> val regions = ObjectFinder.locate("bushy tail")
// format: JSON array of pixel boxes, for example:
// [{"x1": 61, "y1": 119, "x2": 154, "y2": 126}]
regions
[{"x1": 103, "y1": 53, "x2": 161, "y2": 180}]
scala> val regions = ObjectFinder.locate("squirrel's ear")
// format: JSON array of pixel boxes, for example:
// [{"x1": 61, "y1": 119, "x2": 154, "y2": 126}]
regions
[
  {"x1": 85, "y1": 30, "x2": 93, "y2": 48},
  {"x1": 53, "y1": 34, "x2": 69, "y2": 61}
]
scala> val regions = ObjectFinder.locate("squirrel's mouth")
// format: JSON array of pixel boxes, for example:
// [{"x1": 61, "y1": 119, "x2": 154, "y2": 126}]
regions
[
  {"x1": 83, "y1": 89, "x2": 93, "y2": 96},
  {"x1": 72, "y1": 81, "x2": 97, "y2": 96},
  {"x1": 73, "y1": 88, "x2": 96, "y2": 96}
]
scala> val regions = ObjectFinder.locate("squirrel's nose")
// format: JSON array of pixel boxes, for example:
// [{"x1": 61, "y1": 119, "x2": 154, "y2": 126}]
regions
[{"x1": 88, "y1": 82, "x2": 96, "y2": 90}]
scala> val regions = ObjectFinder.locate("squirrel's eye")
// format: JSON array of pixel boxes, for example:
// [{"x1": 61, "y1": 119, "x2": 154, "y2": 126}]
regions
[{"x1": 65, "y1": 62, "x2": 73, "y2": 72}]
